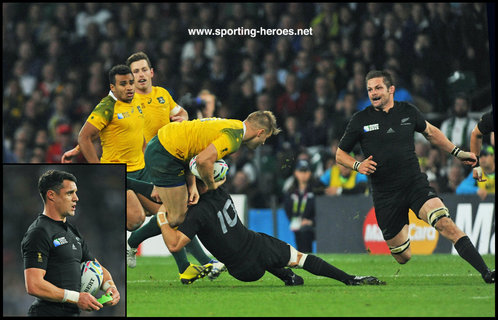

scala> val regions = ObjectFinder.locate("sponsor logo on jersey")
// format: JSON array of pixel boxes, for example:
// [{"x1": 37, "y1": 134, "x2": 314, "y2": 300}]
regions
[
  {"x1": 363, "y1": 124, "x2": 379, "y2": 132},
  {"x1": 386, "y1": 128, "x2": 396, "y2": 133},
  {"x1": 157, "y1": 97, "x2": 165, "y2": 104},
  {"x1": 53, "y1": 237, "x2": 68, "y2": 247},
  {"x1": 37, "y1": 252, "x2": 43, "y2": 263}
]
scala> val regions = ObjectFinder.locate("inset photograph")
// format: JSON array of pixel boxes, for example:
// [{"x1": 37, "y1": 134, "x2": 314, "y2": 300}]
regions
[{"x1": 3, "y1": 164, "x2": 126, "y2": 317}]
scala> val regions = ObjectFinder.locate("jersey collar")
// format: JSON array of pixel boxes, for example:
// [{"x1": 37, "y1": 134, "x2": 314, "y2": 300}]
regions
[{"x1": 108, "y1": 90, "x2": 117, "y2": 101}]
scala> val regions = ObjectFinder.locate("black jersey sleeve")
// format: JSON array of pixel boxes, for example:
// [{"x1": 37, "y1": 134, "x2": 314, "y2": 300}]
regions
[
  {"x1": 477, "y1": 111, "x2": 494, "y2": 135},
  {"x1": 177, "y1": 206, "x2": 204, "y2": 240},
  {"x1": 21, "y1": 227, "x2": 51, "y2": 270},
  {"x1": 411, "y1": 103, "x2": 427, "y2": 133},
  {"x1": 338, "y1": 112, "x2": 362, "y2": 152}
]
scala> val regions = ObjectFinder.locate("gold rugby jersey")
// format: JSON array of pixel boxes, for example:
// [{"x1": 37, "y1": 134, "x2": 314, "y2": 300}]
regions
[
  {"x1": 86, "y1": 91, "x2": 145, "y2": 171},
  {"x1": 137, "y1": 86, "x2": 180, "y2": 143},
  {"x1": 157, "y1": 118, "x2": 244, "y2": 162}
]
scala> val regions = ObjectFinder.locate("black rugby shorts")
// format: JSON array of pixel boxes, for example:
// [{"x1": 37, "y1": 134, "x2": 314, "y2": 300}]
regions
[{"x1": 372, "y1": 172, "x2": 438, "y2": 240}]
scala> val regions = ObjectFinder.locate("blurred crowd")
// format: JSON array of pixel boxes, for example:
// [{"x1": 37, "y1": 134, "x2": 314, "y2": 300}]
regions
[{"x1": 2, "y1": 3, "x2": 494, "y2": 207}]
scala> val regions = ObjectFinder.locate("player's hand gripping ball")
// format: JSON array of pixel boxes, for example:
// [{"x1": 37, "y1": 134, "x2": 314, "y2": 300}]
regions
[
  {"x1": 80, "y1": 260, "x2": 104, "y2": 296},
  {"x1": 189, "y1": 156, "x2": 229, "y2": 182}
]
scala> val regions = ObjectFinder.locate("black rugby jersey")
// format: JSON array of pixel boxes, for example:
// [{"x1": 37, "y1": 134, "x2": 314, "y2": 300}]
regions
[
  {"x1": 21, "y1": 214, "x2": 94, "y2": 309},
  {"x1": 178, "y1": 187, "x2": 263, "y2": 270},
  {"x1": 477, "y1": 111, "x2": 494, "y2": 135},
  {"x1": 338, "y1": 101, "x2": 427, "y2": 191}
]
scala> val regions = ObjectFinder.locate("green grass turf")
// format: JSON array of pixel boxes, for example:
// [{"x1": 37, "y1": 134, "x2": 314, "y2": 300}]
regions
[{"x1": 127, "y1": 254, "x2": 495, "y2": 317}]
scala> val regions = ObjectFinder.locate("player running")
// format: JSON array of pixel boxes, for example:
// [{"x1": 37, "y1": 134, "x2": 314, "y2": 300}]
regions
[{"x1": 336, "y1": 70, "x2": 494, "y2": 283}]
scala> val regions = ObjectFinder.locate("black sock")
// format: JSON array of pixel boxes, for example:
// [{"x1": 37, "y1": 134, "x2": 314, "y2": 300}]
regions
[
  {"x1": 127, "y1": 177, "x2": 155, "y2": 201},
  {"x1": 302, "y1": 255, "x2": 354, "y2": 283},
  {"x1": 128, "y1": 215, "x2": 161, "y2": 248},
  {"x1": 454, "y1": 236, "x2": 489, "y2": 275},
  {"x1": 185, "y1": 236, "x2": 212, "y2": 265}
]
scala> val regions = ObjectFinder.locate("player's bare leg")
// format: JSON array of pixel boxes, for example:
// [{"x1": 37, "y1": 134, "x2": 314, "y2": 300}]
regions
[
  {"x1": 418, "y1": 197, "x2": 465, "y2": 242},
  {"x1": 385, "y1": 224, "x2": 411, "y2": 264},
  {"x1": 419, "y1": 197, "x2": 494, "y2": 283},
  {"x1": 127, "y1": 190, "x2": 146, "y2": 231},
  {"x1": 136, "y1": 193, "x2": 161, "y2": 216},
  {"x1": 154, "y1": 185, "x2": 189, "y2": 227}
]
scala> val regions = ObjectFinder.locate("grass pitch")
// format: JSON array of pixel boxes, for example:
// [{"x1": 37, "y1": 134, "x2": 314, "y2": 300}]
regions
[{"x1": 127, "y1": 254, "x2": 495, "y2": 317}]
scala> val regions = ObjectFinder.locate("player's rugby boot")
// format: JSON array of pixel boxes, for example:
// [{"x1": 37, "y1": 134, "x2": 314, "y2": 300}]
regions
[
  {"x1": 180, "y1": 263, "x2": 213, "y2": 284},
  {"x1": 207, "y1": 260, "x2": 227, "y2": 280},
  {"x1": 345, "y1": 276, "x2": 386, "y2": 286},
  {"x1": 283, "y1": 272, "x2": 304, "y2": 286},
  {"x1": 482, "y1": 269, "x2": 495, "y2": 283},
  {"x1": 127, "y1": 242, "x2": 137, "y2": 268}
]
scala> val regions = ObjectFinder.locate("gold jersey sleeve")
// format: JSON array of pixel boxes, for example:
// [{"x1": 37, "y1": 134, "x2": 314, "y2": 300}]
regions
[
  {"x1": 138, "y1": 86, "x2": 178, "y2": 143},
  {"x1": 86, "y1": 94, "x2": 145, "y2": 171},
  {"x1": 157, "y1": 118, "x2": 244, "y2": 162}
]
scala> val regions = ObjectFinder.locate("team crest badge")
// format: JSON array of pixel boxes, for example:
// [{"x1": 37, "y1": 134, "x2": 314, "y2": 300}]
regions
[{"x1": 157, "y1": 97, "x2": 165, "y2": 104}]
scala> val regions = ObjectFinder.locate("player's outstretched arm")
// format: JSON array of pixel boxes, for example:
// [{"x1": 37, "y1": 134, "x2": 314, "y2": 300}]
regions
[
  {"x1": 170, "y1": 106, "x2": 189, "y2": 122},
  {"x1": 157, "y1": 212, "x2": 191, "y2": 252},
  {"x1": 422, "y1": 121, "x2": 476, "y2": 165},
  {"x1": 61, "y1": 145, "x2": 81, "y2": 163}
]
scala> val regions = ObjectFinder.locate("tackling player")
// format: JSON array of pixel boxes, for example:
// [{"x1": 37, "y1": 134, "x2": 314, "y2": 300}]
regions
[
  {"x1": 22, "y1": 170, "x2": 120, "y2": 316},
  {"x1": 336, "y1": 70, "x2": 494, "y2": 283},
  {"x1": 156, "y1": 179, "x2": 385, "y2": 286}
]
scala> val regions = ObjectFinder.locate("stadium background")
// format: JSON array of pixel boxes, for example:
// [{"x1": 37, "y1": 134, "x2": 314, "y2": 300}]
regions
[
  {"x1": 3, "y1": 164, "x2": 126, "y2": 316},
  {"x1": 2, "y1": 2, "x2": 495, "y2": 314}
]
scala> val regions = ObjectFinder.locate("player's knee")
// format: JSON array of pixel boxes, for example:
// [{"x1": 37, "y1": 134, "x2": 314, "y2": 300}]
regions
[
  {"x1": 426, "y1": 207, "x2": 450, "y2": 229},
  {"x1": 389, "y1": 239, "x2": 411, "y2": 264},
  {"x1": 127, "y1": 219, "x2": 143, "y2": 231},
  {"x1": 127, "y1": 208, "x2": 145, "y2": 231},
  {"x1": 167, "y1": 213, "x2": 185, "y2": 228}
]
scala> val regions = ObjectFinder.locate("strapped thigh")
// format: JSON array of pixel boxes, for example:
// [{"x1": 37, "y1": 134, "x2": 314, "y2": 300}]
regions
[
  {"x1": 389, "y1": 238, "x2": 411, "y2": 255},
  {"x1": 426, "y1": 207, "x2": 450, "y2": 228}
]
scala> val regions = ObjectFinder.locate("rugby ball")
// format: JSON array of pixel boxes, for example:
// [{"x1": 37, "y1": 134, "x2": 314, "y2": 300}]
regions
[
  {"x1": 80, "y1": 260, "x2": 103, "y2": 296},
  {"x1": 189, "y1": 156, "x2": 229, "y2": 182}
]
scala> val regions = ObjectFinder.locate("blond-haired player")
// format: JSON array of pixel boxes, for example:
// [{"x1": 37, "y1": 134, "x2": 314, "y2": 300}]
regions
[{"x1": 147, "y1": 111, "x2": 281, "y2": 228}]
